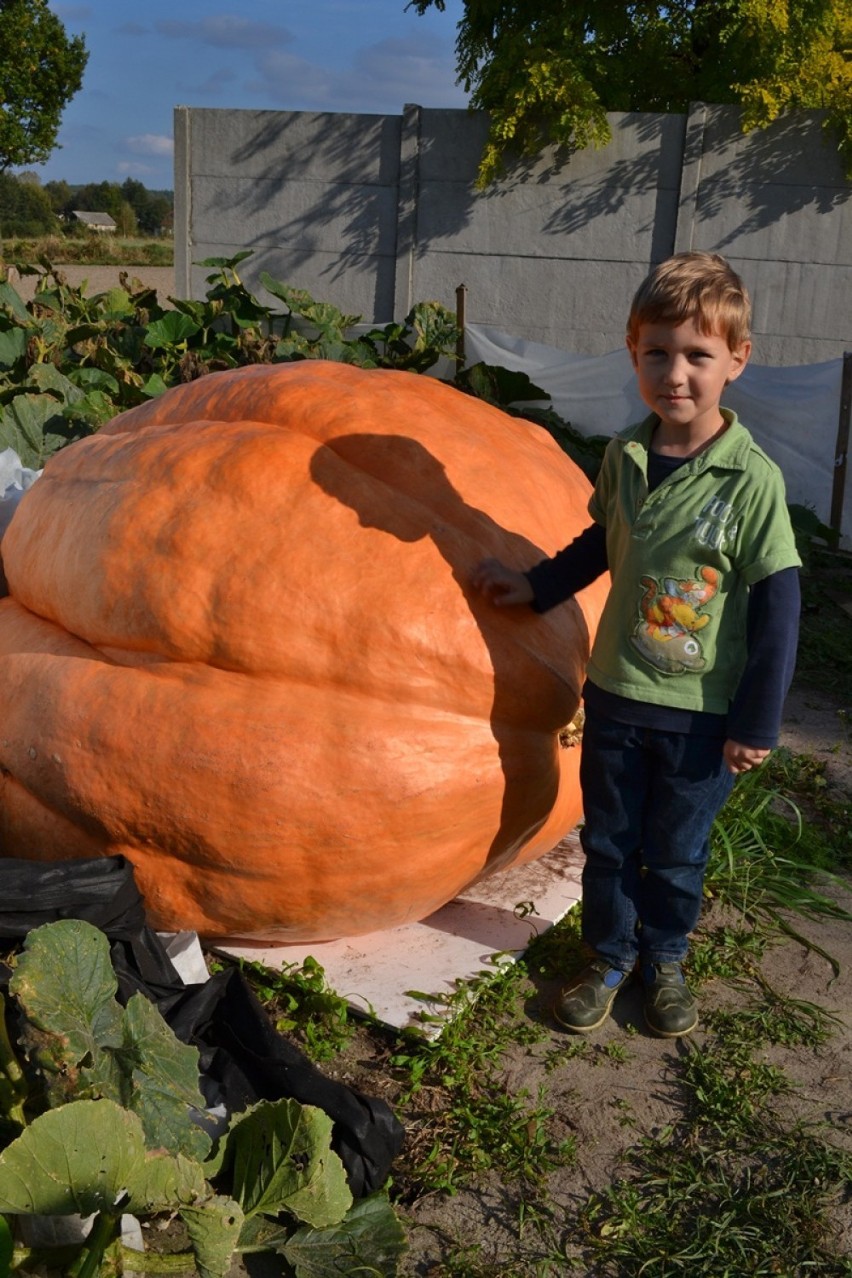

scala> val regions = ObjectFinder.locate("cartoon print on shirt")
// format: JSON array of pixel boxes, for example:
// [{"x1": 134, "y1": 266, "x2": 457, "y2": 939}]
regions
[{"x1": 630, "y1": 566, "x2": 719, "y2": 674}]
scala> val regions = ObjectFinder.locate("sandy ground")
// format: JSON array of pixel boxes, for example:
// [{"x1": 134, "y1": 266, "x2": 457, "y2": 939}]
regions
[
  {"x1": 8, "y1": 263, "x2": 175, "y2": 304},
  {"x1": 325, "y1": 678, "x2": 852, "y2": 1277}
]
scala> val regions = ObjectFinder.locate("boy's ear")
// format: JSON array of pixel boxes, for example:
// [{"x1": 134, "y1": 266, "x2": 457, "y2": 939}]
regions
[
  {"x1": 626, "y1": 336, "x2": 638, "y2": 369},
  {"x1": 726, "y1": 340, "x2": 752, "y2": 383}
]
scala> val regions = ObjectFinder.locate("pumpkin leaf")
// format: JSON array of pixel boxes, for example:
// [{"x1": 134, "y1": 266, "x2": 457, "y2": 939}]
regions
[
  {"x1": 199, "y1": 251, "x2": 254, "y2": 270},
  {"x1": 281, "y1": 1193, "x2": 407, "y2": 1278},
  {"x1": 0, "y1": 392, "x2": 75, "y2": 467},
  {"x1": 142, "y1": 372, "x2": 170, "y2": 398},
  {"x1": 234, "y1": 1212, "x2": 294, "y2": 1251},
  {"x1": 455, "y1": 361, "x2": 550, "y2": 408},
  {"x1": 180, "y1": 1195, "x2": 245, "y2": 1278},
  {"x1": 65, "y1": 366, "x2": 121, "y2": 396},
  {"x1": 9, "y1": 919, "x2": 124, "y2": 1069},
  {"x1": 226, "y1": 1099, "x2": 352, "y2": 1229},
  {"x1": 0, "y1": 1099, "x2": 206, "y2": 1216},
  {"x1": 0, "y1": 280, "x2": 30, "y2": 321},
  {"x1": 0, "y1": 1215, "x2": 13, "y2": 1273},
  {"x1": 97, "y1": 287, "x2": 134, "y2": 317},
  {"x1": 121, "y1": 993, "x2": 212, "y2": 1161},
  {"x1": 10, "y1": 920, "x2": 211, "y2": 1159},
  {"x1": 0, "y1": 326, "x2": 27, "y2": 371},
  {"x1": 26, "y1": 361, "x2": 88, "y2": 402},
  {"x1": 144, "y1": 312, "x2": 202, "y2": 349}
]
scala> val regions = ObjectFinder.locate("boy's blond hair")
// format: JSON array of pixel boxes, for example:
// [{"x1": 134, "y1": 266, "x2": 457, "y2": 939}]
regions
[{"x1": 627, "y1": 252, "x2": 751, "y2": 350}]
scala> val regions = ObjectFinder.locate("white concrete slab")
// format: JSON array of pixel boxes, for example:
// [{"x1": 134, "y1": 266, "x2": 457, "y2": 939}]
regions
[{"x1": 216, "y1": 831, "x2": 584, "y2": 1037}]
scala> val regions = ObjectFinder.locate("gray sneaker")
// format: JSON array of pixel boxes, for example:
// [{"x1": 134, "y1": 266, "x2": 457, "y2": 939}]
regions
[
  {"x1": 553, "y1": 958, "x2": 631, "y2": 1034},
  {"x1": 642, "y1": 962, "x2": 698, "y2": 1037}
]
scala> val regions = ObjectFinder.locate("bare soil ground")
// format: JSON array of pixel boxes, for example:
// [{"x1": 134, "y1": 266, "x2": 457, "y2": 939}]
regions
[
  {"x1": 10, "y1": 264, "x2": 175, "y2": 304},
  {"x1": 332, "y1": 676, "x2": 852, "y2": 1275},
  {"x1": 302, "y1": 677, "x2": 852, "y2": 1277}
]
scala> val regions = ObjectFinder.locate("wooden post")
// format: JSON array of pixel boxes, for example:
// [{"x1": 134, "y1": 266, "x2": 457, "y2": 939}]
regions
[
  {"x1": 830, "y1": 351, "x2": 852, "y2": 544},
  {"x1": 455, "y1": 283, "x2": 467, "y2": 370}
]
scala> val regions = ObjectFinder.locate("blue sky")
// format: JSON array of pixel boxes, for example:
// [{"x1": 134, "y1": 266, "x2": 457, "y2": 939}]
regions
[{"x1": 34, "y1": 1, "x2": 468, "y2": 190}]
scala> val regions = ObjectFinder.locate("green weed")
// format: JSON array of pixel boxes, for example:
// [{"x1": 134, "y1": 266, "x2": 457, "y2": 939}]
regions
[{"x1": 232, "y1": 953, "x2": 357, "y2": 1061}]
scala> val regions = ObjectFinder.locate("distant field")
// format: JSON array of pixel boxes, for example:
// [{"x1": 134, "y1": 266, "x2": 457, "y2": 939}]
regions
[{"x1": 1, "y1": 234, "x2": 173, "y2": 267}]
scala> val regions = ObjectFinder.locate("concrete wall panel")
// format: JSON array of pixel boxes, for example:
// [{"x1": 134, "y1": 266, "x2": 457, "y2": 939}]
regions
[
  {"x1": 409, "y1": 256, "x2": 649, "y2": 353},
  {"x1": 176, "y1": 103, "x2": 852, "y2": 366},
  {"x1": 190, "y1": 176, "x2": 399, "y2": 254},
  {"x1": 184, "y1": 108, "x2": 402, "y2": 183}
]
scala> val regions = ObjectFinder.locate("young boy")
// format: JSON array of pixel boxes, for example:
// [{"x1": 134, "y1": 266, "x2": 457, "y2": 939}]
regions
[{"x1": 472, "y1": 252, "x2": 801, "y2": 1038}]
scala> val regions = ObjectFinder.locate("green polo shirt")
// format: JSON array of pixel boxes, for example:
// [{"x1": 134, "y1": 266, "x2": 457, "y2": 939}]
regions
[{"x1": 586, "y1": 409, "x2": 801, "y2": 715}]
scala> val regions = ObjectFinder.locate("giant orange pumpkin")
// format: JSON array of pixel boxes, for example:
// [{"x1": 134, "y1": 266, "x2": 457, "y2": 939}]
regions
[{"x1": 0, "y1": 362, "x2": 606, "y2": 941}]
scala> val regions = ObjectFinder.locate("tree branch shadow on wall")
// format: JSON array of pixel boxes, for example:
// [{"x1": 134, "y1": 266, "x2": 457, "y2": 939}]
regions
[
  {"x1": 484, "y1": 111, "x2": 850, "y2": 249},
  {"x1": 694, "y1": 117, "x2": 851, "y2": 250},
  {"x1": 492, "y1": 114, "x2": 684, "y2": 239},
  {"x1": 199, "y1": 106, "x2": 849, "y2": 316},
  {"x1": 220, "y1": 112, "x2": 406, "y2": 317}
]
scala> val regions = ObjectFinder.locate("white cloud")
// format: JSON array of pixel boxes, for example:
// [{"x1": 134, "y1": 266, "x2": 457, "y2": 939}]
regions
[
  {"x1": 125, "y1": 134, "x2": 174, "y2": 158},
  {"x1": 351, "y1": 35, "x2": 465, "y2": 106},
  {"x1": 247, "y1": 33, "x2": 466, "y2": 114},
  {"x1": 156, "y1": 16, "x2": 293, "y2": 51},
  {"x1": 117, "y1": 161, "x2": 159, "y2": 177},
  {"x1": 249, "y1": 51, "x2": 336, "y2": 107},
  {"x1": 185, "y1": 67, "x2": 239, "y2": 98}
]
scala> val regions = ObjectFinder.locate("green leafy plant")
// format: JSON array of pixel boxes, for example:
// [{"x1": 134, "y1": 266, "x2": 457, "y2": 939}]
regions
[
  {"x1": 233, "y1": 955, "x2": 358, "y2": 1063},
  {"x1": 0, "y1": 920, "x2": 405, "y2": 1277},
  {"x1": 0, "y1": 253, "x2": 461, "y2": 469}
]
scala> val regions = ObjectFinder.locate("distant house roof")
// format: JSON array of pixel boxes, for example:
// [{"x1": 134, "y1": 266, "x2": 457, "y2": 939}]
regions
[{"x1": 72, "y1": 210, "x2": 117, "y2": 231}]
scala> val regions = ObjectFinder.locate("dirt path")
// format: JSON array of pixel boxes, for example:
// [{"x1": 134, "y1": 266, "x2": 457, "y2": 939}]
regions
[{"x1": 9, "y1": 264, "x2": 175, "y2": 304}]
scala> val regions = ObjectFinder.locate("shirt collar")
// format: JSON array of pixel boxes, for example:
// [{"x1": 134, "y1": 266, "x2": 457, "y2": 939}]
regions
[{"x1": 625, "y1": 408, "x2": 751, "y2": 473}]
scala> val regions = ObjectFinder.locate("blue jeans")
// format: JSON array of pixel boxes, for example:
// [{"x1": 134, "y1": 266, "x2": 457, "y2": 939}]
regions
[{"x1": 578, "y1": 707, "x2": 735, "y2": 970}]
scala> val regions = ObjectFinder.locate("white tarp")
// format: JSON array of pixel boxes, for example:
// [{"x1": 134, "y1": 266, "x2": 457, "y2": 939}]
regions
[
  {"x1": 0, "y1": 448, "x2": 43, "y2": 596},
  {"x1": 0, "y1": 448, "x2": 41, "y2": 539},
  {"x1": 466, "y1": 324, "x2": 849, "y2": 550}
]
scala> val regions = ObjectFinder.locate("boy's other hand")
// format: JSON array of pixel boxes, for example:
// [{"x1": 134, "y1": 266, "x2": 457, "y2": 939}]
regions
[
  {"x1": 471, "y1": 558, "x2": 534, "y2": 607},
  {"x1": 724, "y1": 740, "x2": 770, "y2": 775}
]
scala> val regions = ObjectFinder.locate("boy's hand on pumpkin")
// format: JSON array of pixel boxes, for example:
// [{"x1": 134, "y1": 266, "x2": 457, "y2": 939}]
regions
[
  {"x1": 471, "y1": 558, "x2": 534, "y2": 606},
  {"x1": 723, "y1": 740, "x2": 770, "y2": 775}
]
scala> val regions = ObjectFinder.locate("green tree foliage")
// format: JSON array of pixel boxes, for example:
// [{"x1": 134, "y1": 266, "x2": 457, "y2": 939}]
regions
[
  {"x1": 44, "y1": 178, "x2": 173, "y2": 236},
  {"x1": 121, "y1": 177, "x2": 173, "y2": 236},
  {"x1": 410, "y1": 0, "x2": 852, "y2": 183},
  {"x1": 43, "y1": 178, "x2": 73, "y2": 215},
  {"x1": 0, "y1": 0, "x2": 88, "y2": 173},
  {"x1": 72, "y1": 179, "x2": 123, "y2": 222},
  {"x1": 0, "y1": 172, "x2": 57, "y2": 236}
]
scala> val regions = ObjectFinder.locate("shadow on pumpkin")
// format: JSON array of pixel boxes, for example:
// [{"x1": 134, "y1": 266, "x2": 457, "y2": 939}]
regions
[{"x1": 309, "y1": 432, "x2": 588, "y2": 883}]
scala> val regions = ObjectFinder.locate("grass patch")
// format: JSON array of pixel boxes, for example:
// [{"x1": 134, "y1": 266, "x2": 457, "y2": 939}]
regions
[
  {"x1": 581, "y1": 1115, "x2": 852, "y2": 1277},
  {"x1": 233, "y1": 736, "x2": 852, "y2": 1272},
  {"x1": 2, "y1": 233, "x2": 173, "y2": 267},
  {"x1": 234, "y1": 729, "x2": 852, "y2": 1275}
]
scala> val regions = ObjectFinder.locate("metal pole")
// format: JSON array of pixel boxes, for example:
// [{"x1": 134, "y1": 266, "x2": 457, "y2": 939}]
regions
[
  {"x1": 830, "y1": 351, "x2": 852, "y2": 544},
  {"x1": 455, "y1": 283, "x2": 467, "y2": 370}
]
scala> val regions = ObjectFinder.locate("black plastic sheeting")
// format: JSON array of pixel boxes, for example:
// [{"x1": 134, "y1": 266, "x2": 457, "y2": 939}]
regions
[{"x1": 0, "y1": 855, "x2": 404, "y2": 1198}]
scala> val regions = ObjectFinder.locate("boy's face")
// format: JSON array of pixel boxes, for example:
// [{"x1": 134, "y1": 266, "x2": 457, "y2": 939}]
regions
[{"x1": 627, "y1": 317, "x2": 750, "y2": 445}]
